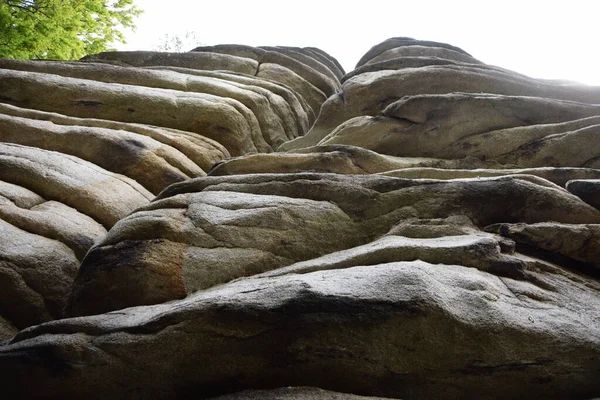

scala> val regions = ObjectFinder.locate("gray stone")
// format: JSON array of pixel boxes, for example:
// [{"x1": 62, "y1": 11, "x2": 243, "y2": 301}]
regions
[{"x1": 566, "y1": 179, "x2": 600, "y2": 210}]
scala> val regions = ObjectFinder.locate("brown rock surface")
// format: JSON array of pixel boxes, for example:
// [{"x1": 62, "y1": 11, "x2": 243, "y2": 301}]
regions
[
  {"x1": 0, "y1": 44, "x2": 339, "y2": 337},
  {"x1": 1, "y1": 38, "x2": 599, "y2": 400},
  {"x1": 67, "y1": 173, "x2": 600, "y2": 316},
  {"x1": 2, "y1": 258, "x2": 599, "y2": 399}
]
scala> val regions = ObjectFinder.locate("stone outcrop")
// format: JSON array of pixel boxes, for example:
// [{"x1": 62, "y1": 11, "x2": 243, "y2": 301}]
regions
[
  {"x1": 0, "y1": 46, "x2": 340, "y2": 334},
  {"x1": 0, "y1": 37, "x2": 599, "y2": 400}
]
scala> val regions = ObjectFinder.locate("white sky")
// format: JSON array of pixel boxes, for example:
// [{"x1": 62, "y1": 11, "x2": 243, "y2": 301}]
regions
[{"x1": 117, "y1": 0, "x2": 600, "y2": 85}]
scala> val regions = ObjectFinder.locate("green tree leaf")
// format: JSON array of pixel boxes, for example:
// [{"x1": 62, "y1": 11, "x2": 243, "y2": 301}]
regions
[{"x1": 0, "y1": 0, "x2": 142, "y2": 59}]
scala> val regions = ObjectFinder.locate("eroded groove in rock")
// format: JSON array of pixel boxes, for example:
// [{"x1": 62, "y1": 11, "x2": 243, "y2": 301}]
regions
[
  {"x1": 0, "y1": 219, "x2": 79, "y2": 330},
  {"x1": 0, "y1": 44, "x2": 340, "y2": 336},
  {"x1": 281, "y1": 45, "x2": 600, "y2": 152},
  {"x1": 0, "y1": 102, "x2": 230, "y2": 173}
]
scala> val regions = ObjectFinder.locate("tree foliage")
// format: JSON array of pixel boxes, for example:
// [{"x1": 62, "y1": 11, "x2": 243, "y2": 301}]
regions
[{"x1": 0, "y1": 0, "x2": 141, "y2": 59}]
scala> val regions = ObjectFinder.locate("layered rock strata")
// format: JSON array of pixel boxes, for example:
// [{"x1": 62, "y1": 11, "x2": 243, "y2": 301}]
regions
[
  {"x1": 0, "y1": 38, "x2": 599, "y2": 400},
  {"x1": 0, "y1": 46, "x2": 340, "y2": 333}
]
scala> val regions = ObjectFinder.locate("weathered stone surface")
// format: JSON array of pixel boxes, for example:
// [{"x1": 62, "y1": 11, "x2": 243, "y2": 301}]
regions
[
  {"x1": 66, "y1": 173, "x2": 600, "y2": 316},
  {"x1": 0, "y1": 315, "x2": 17, "y2": 344},
  {"x1": 0, "y1": 102, "x2": 230, "y2": 173},
  {"x1": 0, "y1": 108, "x2": 204, "y2": 194},
  {"x1": 149, "y1": 67, "x2": 315, "y2": 131},
  {"x1": 0, "y1": 219, "x2": 79, "y2": 331},
  {"x1": 1, "y1": 37, "x2": 600, "y2": 400},
  {"x1": 355, "y1": 37, "x2": 474, "y2": 67},
  {"x1": 192, "y1": 45, "x2": 342, "y2": 96},
  {"x1": 485, "y1": 222, "x2": 600, "y2": 275},
  {"x1": 341, "y1": 56, "x2": 464, "y2": 83},
  {"x1": 381, "y1": 167, "x2": 600, "y2": 186},
  {"x1": 364, "y1": 44, "x2": 482, "y2": 66},
  {"x1": 0, "y1": 179, "x2": 105, "y2": 263},
  {"x1": 281, "y1": 63, "x2": 600, "y2": 152},
  {"x1": 210, "y1": 144, "x2": 484, "y2": 176},
  {"x1": 0, "y1": 44, "x2": 341, "y2": 339},
  {"x1": 2, "y1": 258, "x2": 599, "y2": 399},
  {"x1": 566, "y1": 179, "x2": 600, "y2": 210},
  {"x1": 257, "y1": 62, "x2": 327, "y2": 119},
  {"x1": 0, "y1": 59, "x2": 307, "y2": 150},
  {"x1": 83, "y1": 50, "x2": 260, "y2": 75},
  {"x1": 209, "y1": 144, "x2": 600, "y2": 186},
  {"x1": 0, "y1": 141, "x2": 145, "y2": 333},
  {"x1": 0, "y1": 143, "x2": 152, "y2": 228},
  {"x1": 0, "y1": 68, "x2": 266, "y2": 156}
]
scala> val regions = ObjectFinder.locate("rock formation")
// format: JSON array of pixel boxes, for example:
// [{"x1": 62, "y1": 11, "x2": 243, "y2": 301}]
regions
[{"x1": 0, "y1": 38, "x2": 599, "y2": 399}]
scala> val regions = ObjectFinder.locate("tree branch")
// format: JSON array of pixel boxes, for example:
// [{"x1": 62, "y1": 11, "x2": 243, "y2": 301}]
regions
[{"x1": 4, "y1": 0, "x2": 49, "y2": 17}]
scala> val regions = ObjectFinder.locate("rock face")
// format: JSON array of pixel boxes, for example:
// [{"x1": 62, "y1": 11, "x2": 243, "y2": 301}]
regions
[
  {"x1": 1, "y1": 37, "x2": 600, "y2": 400},
  {"x1": 0, "y1": 47, "x2": 340, "y2": 334}
]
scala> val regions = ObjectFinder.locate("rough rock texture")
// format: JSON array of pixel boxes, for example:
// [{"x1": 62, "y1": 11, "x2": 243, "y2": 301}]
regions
[
  {"x1": 280, "y1": 39, "x2": 600, "y2": 159},
  {"x1": 0, "y1": 46, "x2": 341, "y2": 334},
  {"x1": 567, "y1": 179, "x2": 600, "y2": 210},
  {"x1": 1, "y1": 37, "x2": 600, "y2": 400},
  {"x1": 66, "y1": 173, "x2": 600, "y2": 316}
]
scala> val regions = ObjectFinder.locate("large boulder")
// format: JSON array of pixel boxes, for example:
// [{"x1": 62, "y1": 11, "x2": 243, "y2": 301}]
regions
[{"x1": 2, "y1": 257, "x2": 599, "y2": 399}]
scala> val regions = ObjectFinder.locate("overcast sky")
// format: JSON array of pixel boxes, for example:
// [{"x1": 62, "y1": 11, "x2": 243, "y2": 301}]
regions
[{"x1": 117, "y1": 0, "x2": 600, "y2": 85}]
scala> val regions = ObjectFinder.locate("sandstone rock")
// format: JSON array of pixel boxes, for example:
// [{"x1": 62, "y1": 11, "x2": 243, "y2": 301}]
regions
[
  {"x1": 0, "y1": 59, "x2": 306, "y2": 149},
  {"x1": 0, "y1": 102, "x2": 230, "y2": 173},
  {"x1": 257, "y1": 63, "x2": 327, "y2": 119},
  {"x1": 0, "y1": 109, "x2": 204, "y2": 194},
  {"x1": 485, "y1": 222, "x2": 600, "y2": 276},
  {"x1": 259, "y1": 47, "x2": 341, "y2": 95},
  {"x1": 0, "y1": 315, "x2": 17, "y2": 343},
  {"x1": 83, "y1": 50, "x2": 259, "y2": 75},
  {"x1": 209, "y1": 145, "x2": 449, "y2": 176},
  {"x1": 380, "y1": 167, "x2": 600, "y2": 187},
  {"x1": 147, "y1": 67, "x2": 315, "y2": 131},
  {"x1": 305, "y1": 100, "x2": 600, "y2": 167},
  {"x1": 66, "y1": 173, "x2": 600, "y2": 316},
  {"x1": 2, "y1": 259, "x2": 599, "y2": 399},
  {"x1": 566, "y1": 179, "x2": 600, "y2": 210},
  {"x1": 1, "y1": 37, "x2": 600, "y2": 400},
  {"x1": 341, "y1": 56, "x2": 463, "y2": 83},
  {"x1": 210, "y1": 143, "x2": 600, "y2": 183},
  {"x1": 0, "y1": 68, "x2": 266, "y2": 156},
  {"x1": 355, "y1": 37, "x2": 473, "y2": 67},
  {"x1": 0, "y1": 180, "x2": 44, "y2": 209},
  {"x1": 0, "y1": 44, "x2": 342, "y2": 339},
  {"x1": 281, "y1": 65, "x2": 600, "y2": 151},
  {"x1": 0, "y1": 143, "x2": 152, "y2": 228},
  {"x1": 203, "y1": 148, "x2": 440, "y2": 176},
  {"x1": 192, "y1": 45, "x2": 342, "y2": 96},
  {"x1": 0, "y1": 179, "x2": 103, "y2": 333},
  {"x1": 364, "y1": 44, "x2": 482, "y2": 65},
  {"x1": 0, "y1": 199, "x2": 106, "y2": 261},
  {"x1": 67, "y1": 187, "x2": 367, "y2": 316},
  {"x1": 0, "y1": 219, "x2": 78, "y2": 331}
]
